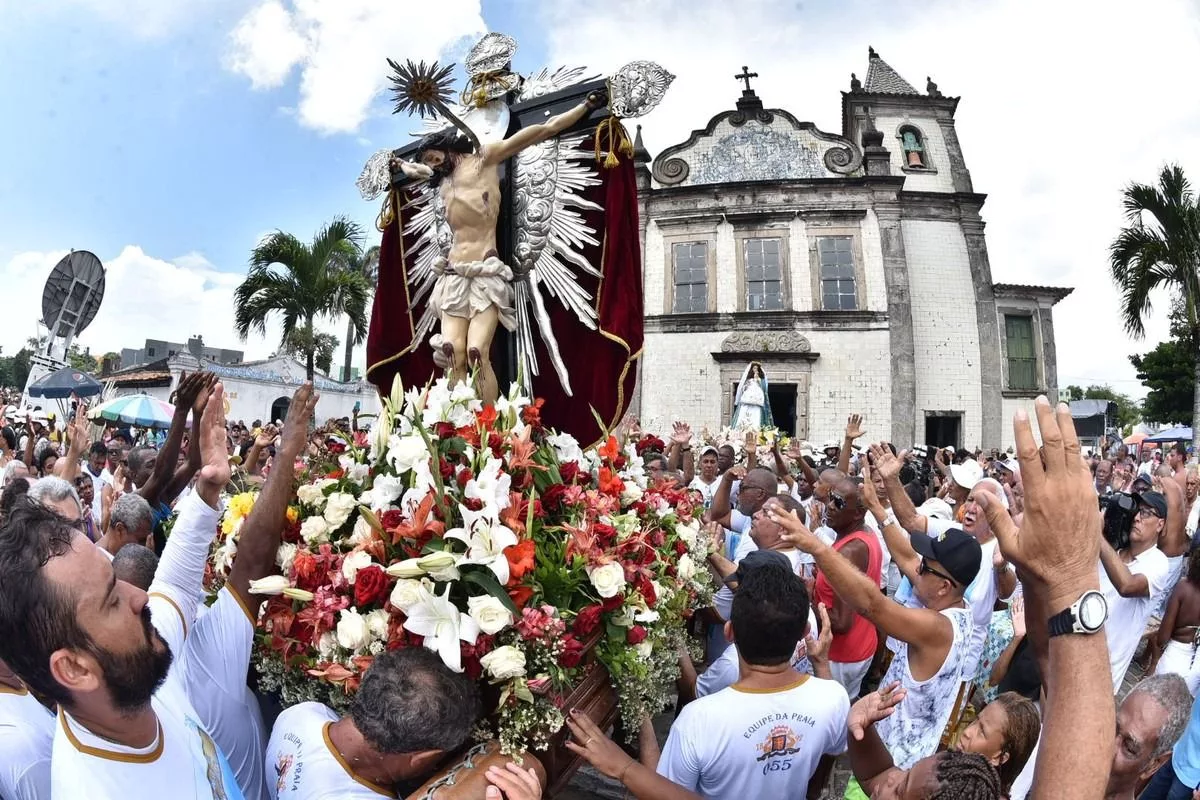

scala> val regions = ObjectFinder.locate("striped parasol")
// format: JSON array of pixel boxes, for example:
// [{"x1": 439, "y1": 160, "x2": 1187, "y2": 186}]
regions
[{"x1": 88, "y1": 394, "x2": 176, "y2": 429}]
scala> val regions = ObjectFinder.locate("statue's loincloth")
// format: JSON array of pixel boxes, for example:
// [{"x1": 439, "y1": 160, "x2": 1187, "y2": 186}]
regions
[{"x1": 429, "y1": 256, "x2": 518, "y2": 331}]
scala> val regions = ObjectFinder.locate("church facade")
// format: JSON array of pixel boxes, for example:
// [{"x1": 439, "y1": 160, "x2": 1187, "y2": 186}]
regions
[{"x1": 629, "y1": 51, "x2": 1071, "y2": 452}]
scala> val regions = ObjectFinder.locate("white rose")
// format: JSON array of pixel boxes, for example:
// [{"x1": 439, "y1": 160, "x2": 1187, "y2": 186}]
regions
[
  {"x1": 369, "y1": 475, "x2": 405, "y2": 508},
  {"x1": 336, "y1": 609, "x2": 370, "y2": 652},
  {"x1": 324, "y1": 492, "x2": 358, "y2": 529},
  {"x1": 677, "y1": 553, "x2": 697, "y2": 581},
  {"x1": 342, "y1": 550, "x2": 373, "y2": 582},
  {"x1": 635, "y1": 640, "x2": 653, "y2": 659},
  {"x1": 620, "y1": 484, "x2": 644, "y2": 505},
  {"x1": 676, "y1": 521, "x2": 699, "y2": 547},
  {"x1": 389, "y1": 578, "x2": 430, "y2": 613},
  {"x1": 297, "y1": 479, "x2": 335, "y2": 508},
  {"x1": 480, "y1": 645, "x2": 527, "y2": 681},
  {"x1": 365, "y1": 609, "x2": 391, "y2": 640},
  {"x1": 548, "y1": 432, "x2": 585, "y2": 466},
  {"x1": 317, "y1": 631, "x2": 338, "y2": 658},
  {"x1": 467, "y1": 595, "x2": 515, "y2": 635},
  {"x1": 275, "y1": 542, "x2": 298, "y2": 574},
  {"x1": 387, "y1": 433, "x2": 430, "y2": 474},
  {"x1": 213, "y1": 538, "x2": 238, "y2": 577},
  {"x1": 634, "y1": 608, "x2": 660, "y2": 624},
  {"x1": 588, "y1": 562, "x2": 626, "y2": 599},
  {"x1": 300, "y1": 516, "x2": 330, "y2": 545}
]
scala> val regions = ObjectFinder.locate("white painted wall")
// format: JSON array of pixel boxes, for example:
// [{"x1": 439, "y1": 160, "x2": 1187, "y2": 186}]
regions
[
  {"x1": 902, "y1": 219, "x2": 983, "y2": 447},
  {"x1": 875, "y1": 115, "x2": 956, "y2": 193}
]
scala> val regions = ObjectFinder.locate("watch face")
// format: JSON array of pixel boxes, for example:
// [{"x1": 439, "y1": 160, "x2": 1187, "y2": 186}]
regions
[{"x1": 1079, "y1": 592, "x2": 1108, "y2": 630}]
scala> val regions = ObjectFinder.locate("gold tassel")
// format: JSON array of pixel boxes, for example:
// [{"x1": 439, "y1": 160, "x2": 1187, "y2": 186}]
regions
[
  {"x1": 594, "y1": 116, "x2": 633, "y2": 169},
  {"x1": 376, "y1": 189, "x2": 396, "y2": 232}
]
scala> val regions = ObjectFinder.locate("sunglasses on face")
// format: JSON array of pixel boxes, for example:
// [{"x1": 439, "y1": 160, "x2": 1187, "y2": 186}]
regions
[
  {"x1": 829, "y1": 492, "x2": 847, "y2": 510},
  {"x1": 919, "y1": 558, "x2": 958, "y2": 586}
]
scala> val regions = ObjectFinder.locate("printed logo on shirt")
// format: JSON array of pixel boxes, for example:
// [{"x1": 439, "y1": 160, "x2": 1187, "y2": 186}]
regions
[
  {"x1": 186, "y1": 717, "x2": 245, "y2": 800},
  {"x1": 755, "y1": 724, "x2": 803, "y2": 771},
  {"x1": 275, "y1": 753, "x2": 295, "y2": 793}
]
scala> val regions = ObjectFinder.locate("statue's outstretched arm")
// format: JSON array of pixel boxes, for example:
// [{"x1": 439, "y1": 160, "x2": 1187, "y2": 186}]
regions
[{"x1": 482, "y1": 89, "x2": 607, "y2": 166}]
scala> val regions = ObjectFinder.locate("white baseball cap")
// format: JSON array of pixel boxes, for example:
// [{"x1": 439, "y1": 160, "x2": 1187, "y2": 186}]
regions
[
  {"x1": 918, "y1": 497, "x2": 955, "y2": 520},
  {"x1": 949, "y1": 459, "x2": 984, "y2": 490}
]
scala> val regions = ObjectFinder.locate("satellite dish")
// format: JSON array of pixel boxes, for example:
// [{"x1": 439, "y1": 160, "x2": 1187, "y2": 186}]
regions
[{"x1": 42, "y1": 250, "x2": 106, "y2": 347}]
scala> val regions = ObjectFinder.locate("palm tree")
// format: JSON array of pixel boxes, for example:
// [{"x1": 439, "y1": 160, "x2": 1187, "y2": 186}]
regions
[
  {"x1": 234, "y1": 217, "x2": 371, "y2": 381},
  {"x1": 340, "y1": 245, "x2": 380, "y2": 382},
  {"x1": 1110, "y1": 164, "x2": 1200, "y2": 450}
]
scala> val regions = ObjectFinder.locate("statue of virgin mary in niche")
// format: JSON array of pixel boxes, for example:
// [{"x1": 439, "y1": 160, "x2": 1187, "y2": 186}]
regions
[{"x1": 731, "y1": 362, "x2": 773, "y2": 430}]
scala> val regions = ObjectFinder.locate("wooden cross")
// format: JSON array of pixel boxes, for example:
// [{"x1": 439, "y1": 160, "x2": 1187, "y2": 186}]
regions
[{"x1": 735, "y1": 66, "x2": 758, "y2": 92}]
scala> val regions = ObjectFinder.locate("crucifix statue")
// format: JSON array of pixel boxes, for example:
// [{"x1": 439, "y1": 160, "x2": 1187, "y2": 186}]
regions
[{"x1": 735, "y1": 65, "x2": 759, "y2": 93}]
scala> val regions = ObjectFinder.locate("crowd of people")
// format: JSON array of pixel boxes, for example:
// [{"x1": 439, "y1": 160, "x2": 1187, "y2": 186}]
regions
[{"x1": 0, "y1": 372, "x2": 1194, "y2": 800}]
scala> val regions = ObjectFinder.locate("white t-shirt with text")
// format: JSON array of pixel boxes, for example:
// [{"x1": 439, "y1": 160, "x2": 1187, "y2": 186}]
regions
[
  {"x1": 659, "y1": 675, "x2": 849, "y2": 800},
  {"x1": 0, "y1": 685, "x2": 54, "y2": 800},
  {"x1": 266, "y1": 702, "x2": 394, "y2": 799}
]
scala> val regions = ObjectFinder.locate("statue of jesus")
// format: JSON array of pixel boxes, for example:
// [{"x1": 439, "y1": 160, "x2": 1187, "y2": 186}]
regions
[{"x1": 392, "y1": 90, "x2": 607, "y2": 403}]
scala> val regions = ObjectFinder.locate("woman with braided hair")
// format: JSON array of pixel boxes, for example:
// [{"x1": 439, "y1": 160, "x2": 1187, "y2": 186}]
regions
[
  {"x1": 849, "y1": 682, "x2": 1002, "y2": 799},
  {"x1": 953, "y1": 692, "x2": 1041, "y2": 796}
]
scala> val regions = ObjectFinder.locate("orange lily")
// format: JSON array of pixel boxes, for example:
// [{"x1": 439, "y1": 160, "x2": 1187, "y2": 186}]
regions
[{"x1": 389, "y1": 492, "x2": 446, "y2": 547}]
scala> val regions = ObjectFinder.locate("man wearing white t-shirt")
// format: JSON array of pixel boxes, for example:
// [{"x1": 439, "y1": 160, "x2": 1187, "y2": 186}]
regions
[
  {"x1": 1099, "y1": 490, "x2": 1174, "y2": 689},
  {"x1": 659, "y1": 550, "x2": 850, "y2": 799},
  {"x1": 266, "y1": 647, "x2": 482, "y2": 799},
  {"x1": 0, "y1": 658, "x2": 53, "y2": 800},
  {"x1": 688, "y1": 446, "x2": 722, "y2": 509},
  {"x1": 83, "y1": 441, "x2": 112, "y2": 519},
  {"x1": 0, "y1": 381, "x2": 247, "y2": 800}
]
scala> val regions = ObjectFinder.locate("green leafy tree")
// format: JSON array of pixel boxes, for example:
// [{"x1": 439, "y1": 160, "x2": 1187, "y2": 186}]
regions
[
  {"x1": 283, "y1": 327, "x2": 339, "y2": 376},
  {"x1": 340, "y1": 245, "x2": 379, "y2": 382},
  {"x1": 1110, "y1": 164, "x2": 1200, "y2": 449},
  {"x1": 1131, "y1": 338, "x2": 1195, "y2": 426},
  {"x1": 234, "y1": 217, "x2": 371, "y2": 381}
]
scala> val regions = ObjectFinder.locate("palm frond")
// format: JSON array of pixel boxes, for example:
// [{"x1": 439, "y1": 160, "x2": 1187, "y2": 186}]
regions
[{"x1": 250, "y1": 232, "x2": 310, "y2": 274}]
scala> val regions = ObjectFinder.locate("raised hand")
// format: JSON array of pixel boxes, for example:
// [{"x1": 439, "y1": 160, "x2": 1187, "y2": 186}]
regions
[
  {"x1": 975, "y1": 398, "x2": 1099, "y2": 608},
  {"x1": 703, "y1": 521, "x2": 725, "y2": 556},
  {"x1": 1011, "y1": 593, "x2": 1026, "y2": 638},
  {"x1": 280, "y1": 383, "x2": 319, "y2": 460},
  {"x1": 868, "y1": 442, "x2": 903, "y2": 483},
  {"x1": 172, "y1": 371, "x2": 209, "y2": 412},
  {"x1": 743, "y1": 430, "x2": 756, "y2": 452},
  {"x1": 191, "y1": 372, "x2": 217, "y2": 416},
  {"x1": 196, "y1": 383, "x2": 231, "y2": 497},
  {"x1": 805, "y1": 602, "x2": 833, "y2": 668},
  {"x1": 845, "y1": 414, "x2": 866, "y2": 441},
  {"x1": 860, "y1": 463, "x2": 883, "y2": 513},
  {"x1": 671, "y1": 421, "x2": 692, "y2": 447},
  {"x1": 67, "y1": 403, "x2": 92, "y2": 454},
  {"x1": 254, "y1": 425, "x2": 278, "y2": 449},
  {"x1": 848, "y1": 681, "x2": 908, "y2": 741}
]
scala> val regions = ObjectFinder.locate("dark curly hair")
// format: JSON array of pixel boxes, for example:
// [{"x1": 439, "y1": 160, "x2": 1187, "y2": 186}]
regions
[
  {"x1": 350, "y1": 647, "x2": 481, "y2": 755},
  {"x1": 930, "y1": 751, "x2": 1001, "y2": 799},
  {"x1": 415, "y1": 128, "x2": 476, "y2": 160}
]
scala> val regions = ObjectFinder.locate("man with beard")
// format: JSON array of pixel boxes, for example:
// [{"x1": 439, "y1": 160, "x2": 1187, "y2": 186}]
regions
[{"x1": 0, "y1": 382, "x2": 241, "y2": 799}]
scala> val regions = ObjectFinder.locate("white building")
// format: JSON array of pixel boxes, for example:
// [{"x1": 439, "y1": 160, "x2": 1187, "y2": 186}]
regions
[
  {"x1": 631, "y1": 51, "x2": 1071, "y2": 451},
  {"x1": 104, "y1": 353, "x2": 379, "y2": 425}
]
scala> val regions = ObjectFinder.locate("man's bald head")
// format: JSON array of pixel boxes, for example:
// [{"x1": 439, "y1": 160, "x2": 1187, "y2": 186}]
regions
[{"x1": 736, "y1": 468, "x2": 779, "y2": 516}]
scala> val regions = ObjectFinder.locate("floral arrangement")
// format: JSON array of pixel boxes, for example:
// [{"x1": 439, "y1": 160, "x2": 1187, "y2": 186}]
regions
[
  {"x1": 210, "y1": 378, "x2": 713, "y2": 754},
  {"x1": 704, "y1": 425, "x2": 793, "y2": 461}
]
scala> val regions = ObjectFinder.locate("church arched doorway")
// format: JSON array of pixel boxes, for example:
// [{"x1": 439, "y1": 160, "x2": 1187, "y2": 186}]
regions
[{"x1": 270, "y1": 396, "x2": 290, "y2": 424}]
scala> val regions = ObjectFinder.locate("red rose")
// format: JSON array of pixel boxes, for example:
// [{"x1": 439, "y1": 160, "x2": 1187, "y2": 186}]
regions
[
  {"x1": 674, "y1": 540, "x2": 688, "y2": 556},
  {"x1": 380, "y1": 509, "x2": 404, "y2": 530},
  {"x1": 353, "y1": 565, "x2": 389, "y2": 607},
  {"x1": 542, "y1": 484, "x2": 568, "y2": 511},
  {"x1": 592, "y1": 523, "x2": 617, "y2": 546},
  {"x1": 626, "y1": 625, "x2": 648, "y2": 645},
  {"x1": 573, "y1": 603, "x2": 604, "y2": 636},
  {"x1": 487, "y1": 432, "x2": 503, "y2": 452},
  {"x1": 559, "y1": 634, "x2": 585, "y2": 668},
  {"x1": 601, "y1": 594, "x2": 624, "y2": 613},
  {"x1": 438, "y1": 458, "x2": 455, "y2": 480},
  {"x1": 456, "y1": 468, "x2": 473, "y2": 489},
  {"x1": 433, "y1": 422, "x2": 457, "y2": 439},
  {"x1": 559, "y1": 462, "x2": 581, "y2": 484},
  {"x1": 633, "y1": 573, "x2": 657, "y2": 606},
  {"x1": 462, "y1": 497, "x2": 484, "y2": 512}
]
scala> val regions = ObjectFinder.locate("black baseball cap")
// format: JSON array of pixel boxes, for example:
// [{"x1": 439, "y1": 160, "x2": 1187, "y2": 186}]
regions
[
  {"x1": 723, "y1": 549, "x2": 792, "y2": 585},
  {"x1": 910, "y1": 528, "x2": 982, "y2": 587},
  {"x1": 1134, "y1": 490, "x2": 1168, "y2": 519}
]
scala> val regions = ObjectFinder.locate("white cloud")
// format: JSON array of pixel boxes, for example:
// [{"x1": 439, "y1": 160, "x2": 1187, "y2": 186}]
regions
[
  {"x1": 0, "y1": 247, "x2": 352, "y2": 369},
  {"x1": 224, "y1": 0, "x2": 488, "y2": 134},
  {"x1": 536, "y1": 0, "x2": 1200, "y2": 398}
]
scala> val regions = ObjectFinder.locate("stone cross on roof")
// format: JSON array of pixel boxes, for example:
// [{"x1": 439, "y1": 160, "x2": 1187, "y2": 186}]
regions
[{"x1": 734, "y1": 66, "x2": 759, "y2": 92}]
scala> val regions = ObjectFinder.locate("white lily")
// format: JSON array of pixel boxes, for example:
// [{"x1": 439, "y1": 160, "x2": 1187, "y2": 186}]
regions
[
  {"x1": 247, "y1": 575, "x2": 290, "y2": 595},
  {"x1": 465, "y1": 457, "x2": 512, "y2": 514},
  {"x1": 383, "y1": 551, "x2": 462, "y2": 581},
  {"x1": 402, "y1": 585, "x2": 480, "y2": 673},
  {"x1": 444, "y1": 504, "x2": 518, "y2": 584}
]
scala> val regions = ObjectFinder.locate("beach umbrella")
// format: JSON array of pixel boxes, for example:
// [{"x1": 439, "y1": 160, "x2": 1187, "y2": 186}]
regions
[
  {"x1": 1145, "y1": 426, "x2": 1193, "y2": 444},
  {"x1": 88, "y1": 394, "x2": 176, "y2": 429},
  {"x1": 27, "y1": 366, "x2": 102, "y2": 399}
]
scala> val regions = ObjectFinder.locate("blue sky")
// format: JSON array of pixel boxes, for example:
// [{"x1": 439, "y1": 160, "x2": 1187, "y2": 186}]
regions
[{"x1": 1, "y1": 0, "x2": 1198, "y2": 393}]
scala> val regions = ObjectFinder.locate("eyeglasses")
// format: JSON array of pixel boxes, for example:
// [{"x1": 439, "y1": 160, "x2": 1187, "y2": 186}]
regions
[
  {"x1": 829, "y1": 491, "x2": 847, "y2": 510},
  {"x1": 918, "y1": 558, "x2": 959, "y2": 586},
  {"x1": 1135, "y1": 507, "x2": 1162, "y2": 520}
]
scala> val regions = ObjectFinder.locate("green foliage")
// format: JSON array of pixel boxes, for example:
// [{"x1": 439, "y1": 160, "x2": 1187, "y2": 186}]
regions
[
  {"x1": 234, "y1": 217, "x2": 372, "y2": 380},
  {"x1": 1131, "y1": 339, "x2": 1195, "y2": 425},
  {"x1": 282, "y1": 327, "x2": 338, "y2": 376},
  {"x1": 0, "y1": 347, "x2": 32, "y2": 389}
]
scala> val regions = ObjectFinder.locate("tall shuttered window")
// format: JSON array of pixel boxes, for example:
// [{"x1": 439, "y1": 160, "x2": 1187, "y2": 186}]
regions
[
  {"x1": 1005, "y1": 315, "x2": 1038, "y2": 391},
  {"x1": 744, "y1": 238, "x2": 784, "y2": 311},
  {"x1": 672, "y1": 242, "x2": 708, "y2": 313},
  {"x1": 817, "y1": 236, "x2": 858, "y2": 311}
]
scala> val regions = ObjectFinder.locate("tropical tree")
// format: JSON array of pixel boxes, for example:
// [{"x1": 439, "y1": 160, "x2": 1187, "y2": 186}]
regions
[
  {"x1": 341, "y1": 245, "x2": 380, "y2": 382},
  {"x1": 1110, "y1": 164, "x2": 1200, "y2": 450},
  {"x1": 234, "y1": 217, "x2": 371, "y2": 381},
  {"x1": 282, "y1": 327, "x2": 339, "y2": 376}
]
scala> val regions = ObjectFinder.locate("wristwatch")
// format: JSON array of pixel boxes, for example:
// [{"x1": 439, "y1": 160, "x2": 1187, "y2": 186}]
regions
[{"x1": 1047, "y1": 590, "x2": 1108, "y2": 637}]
